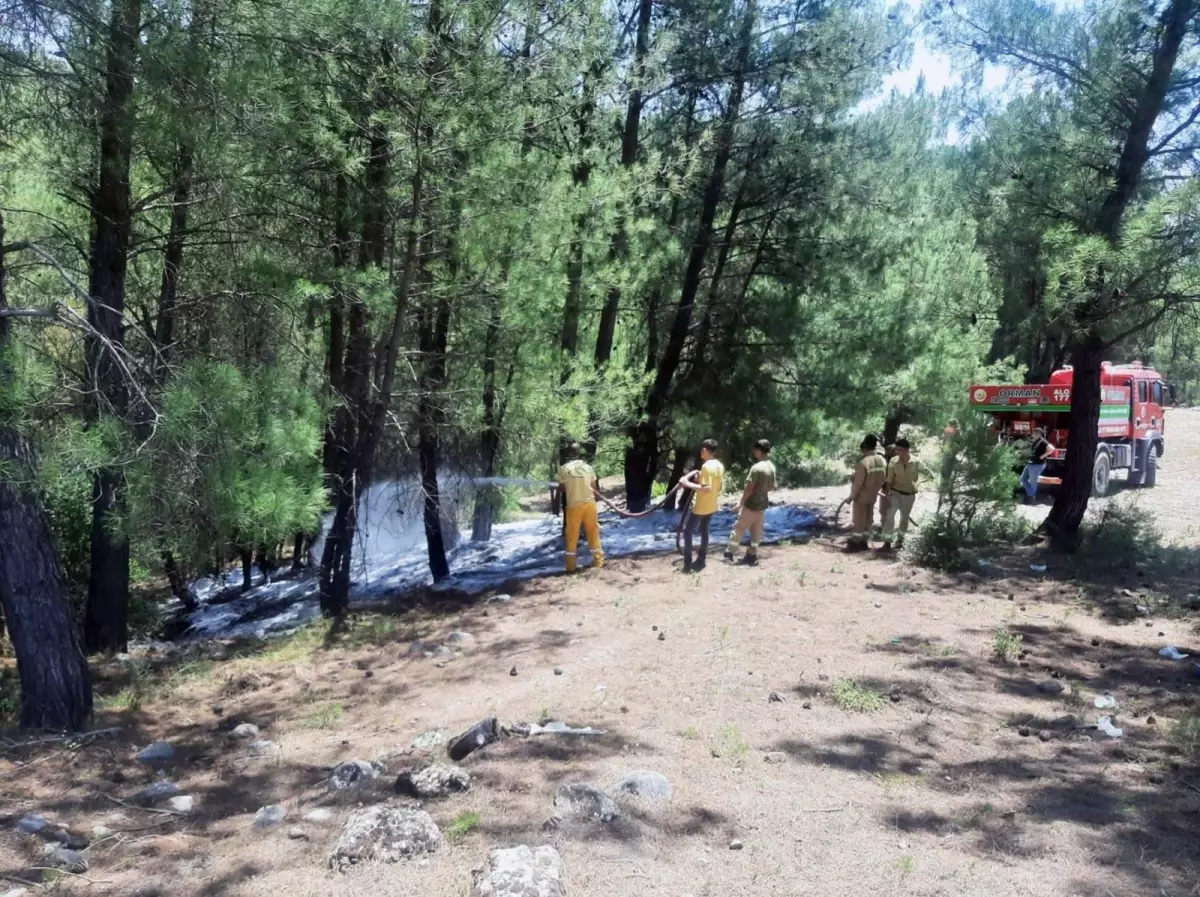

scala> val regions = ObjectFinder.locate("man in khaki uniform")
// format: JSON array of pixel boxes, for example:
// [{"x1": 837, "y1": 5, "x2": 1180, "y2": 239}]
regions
[
  {"x1": 847, "y1": 434, "x2": 886, "y2": 552},
  {"x1": 724, "y1": 438, "x2": 776, "y2": 566},
  {"x1": 881, "y1": 437, "x2": 918, "y2": 549},
  {"x1": 555, "y1": 442, "x2": 604, "y2": 573}
]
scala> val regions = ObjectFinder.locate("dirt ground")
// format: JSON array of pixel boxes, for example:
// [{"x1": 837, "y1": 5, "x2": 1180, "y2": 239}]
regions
[{"x1": 2, "y1": 412, "x2": 1200, "y2": 897}]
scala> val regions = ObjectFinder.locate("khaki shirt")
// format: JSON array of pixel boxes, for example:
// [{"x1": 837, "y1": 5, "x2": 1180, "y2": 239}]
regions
[
  {"x1": 852, "y1": 452, "x2": 887, "y2": 503},
  {"x1": 886, "y1": 456, "x2": 919, "y2": 494},
  {"x1": 556, "y1": 460, "x2": 597, "y2": 509}
]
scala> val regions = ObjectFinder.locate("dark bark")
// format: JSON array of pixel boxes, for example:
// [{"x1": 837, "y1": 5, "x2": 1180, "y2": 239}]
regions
[
  {"x1": 589, "y1": 0, "x2": 652, "y2": 450},
  {"x1": 1047, "y1": 0, "x2": 1195, "y2": 535},
  {"x1": 83, "y1": 0, "x2": 141, "y2": 655},
  {"x1": 162, "y1": 551, "x2": 195, "y2": 610},
  {"x1": 240, "y1": 546, "x2": 253, "y2": 592},
  {"x1": 560, "y1": 68, "x2": 597, "y2": 385},
  {"x1": 418, "y1": 298, "x2": 452, "y2": 581},
  {"x1": 1045, "y1": 336, "x2": 1103, "y2": 537},
  {"x1": 882, "y1": 405, "x2": 912, "y2": 448},
  {"x1": 153, "y1": 143, "x2": 193, "y2": 377},
  {"x1": 291, "y1": 531, "x2": 308, "y2": 570},
  {"x1": 624, "y1": 0, "x2": 755, "y2": 511},
  {"x1": 0, "y1": 213, "x2": 94, "y2": 730}
]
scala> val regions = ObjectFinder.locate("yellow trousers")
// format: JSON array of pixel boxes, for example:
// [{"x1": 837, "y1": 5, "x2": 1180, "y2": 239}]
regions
[{"x1": 564, "y1": 501, "x2": 604, "y2": 572}]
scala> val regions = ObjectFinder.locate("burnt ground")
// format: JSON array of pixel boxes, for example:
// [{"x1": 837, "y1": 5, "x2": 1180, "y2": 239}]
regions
[{"x1": 1, "y1": 409, "x2": 1198, "y2": 897}]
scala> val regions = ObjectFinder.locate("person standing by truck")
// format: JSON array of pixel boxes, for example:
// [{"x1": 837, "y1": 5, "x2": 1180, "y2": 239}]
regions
[
  {"x1": 555, "y1": 442, "x2": 604, "y2": 573},
  {"x1": 881, "y1": 437, "x2": 918, "y2": 549},
  {"x1": 679, "y1": 438, "x2": 725, "y2": 572},
  {"x1": 724, "y1": 438, "x2": 777, "y2": 565},
  {"x1": 1020, "y1": 426, "x2": 1055, "y2": 504},
  {"x1": 847, "y1": 434, "x2": 887, "y2": 552}
]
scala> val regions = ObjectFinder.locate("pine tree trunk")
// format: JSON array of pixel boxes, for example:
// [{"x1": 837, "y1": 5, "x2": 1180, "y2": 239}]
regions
[
  {"x1": 162, "y1": 551, "x2": 195, "y2": 610},
  {"x1": 0, "y1": 213, "x2": 94, "y2": 730},
  {"x1": 624, "y1": 0, "x2": 755, "y2": 511},
  {"x1": 560, "y1": 69, "x2": 596, "y2": 387},
  {"x1": 84, "y1": 0, "x2": 142, "y2": 656},
  {"x1": 418, "y1": 300, "x2": 452, "y2": 581},
  {"x1": 1045, "y1": 337, "x2": 1103, "y2": 538},
  {"x1": 153, "y1": 143, "x2": 193, "y2": 377}
]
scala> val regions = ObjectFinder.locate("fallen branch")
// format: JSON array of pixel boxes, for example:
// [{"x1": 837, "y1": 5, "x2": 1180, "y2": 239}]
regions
[{"x1": 0, "y1": 727, "x2": 123, "y2": 751}]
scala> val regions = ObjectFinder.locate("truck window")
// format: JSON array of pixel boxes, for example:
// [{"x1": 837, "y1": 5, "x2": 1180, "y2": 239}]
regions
[
  {"x1": 1152, "y1": 381, "x2": 1163, "y2": 404},
  {"x1": 1138, "y1": 381, "x2": 1147, "y2": 403}
]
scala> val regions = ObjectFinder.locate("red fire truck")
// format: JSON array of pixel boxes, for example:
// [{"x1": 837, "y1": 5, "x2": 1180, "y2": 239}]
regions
[{"x1": 968, "y1": 361, "x2": 1169, "y2": 496}]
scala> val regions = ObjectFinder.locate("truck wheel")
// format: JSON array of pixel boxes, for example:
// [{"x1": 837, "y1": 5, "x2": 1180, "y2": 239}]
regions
[
  {"x1": 1143, "y1": 448, "x2": 1158, "y2": 487},
  {"x1": 1092, "y1": 451, "x2": 1112, "y2": 497}
]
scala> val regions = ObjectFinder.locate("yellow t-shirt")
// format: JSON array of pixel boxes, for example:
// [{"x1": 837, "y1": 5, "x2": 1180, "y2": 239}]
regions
[
  {"x1": 556, "y1": 459, "x2": 597, "y2": 509},
  {"x1": 692, "y1": 459, "x2": 725, "y2": 516}
]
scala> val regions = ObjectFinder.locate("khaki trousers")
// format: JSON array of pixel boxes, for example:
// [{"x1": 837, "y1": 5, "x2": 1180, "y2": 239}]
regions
[
  {"x1": 851, "y1": 498, "x2": 876, "y2": 541},
  {"x1": 883, "y1": 491, "x2": 916, "y2": 544},
  {"x1": 726, "y1": 507, "x2": 765, "y2": 557}
]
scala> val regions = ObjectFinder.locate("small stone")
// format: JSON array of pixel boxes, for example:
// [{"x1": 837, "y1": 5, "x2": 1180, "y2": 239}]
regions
[
  {"x1": 134, "y1": 780, "x2": 182, "y2": 806},
  {"x1": 364, "y1": 669, "x2": 374, "y2": 678},
  {"x1": 229, "y1": 723, "x2": 260, "y2": 740},
  {"x1": 446, "y1": 631, "x2": 476, "y2": 648},
  {"x1": 167, "y1": 795, "x2": 195, "y2": 814},
  {"x1": 1091, "y1": 639, "x2": 1100, "y2": 647},
  {"x1": 254, "y1": 805, "x2": 287, "y2": 829},
  {"x1": 1038, "y1": 730, "x2": 1052, "y2": 742},
  {"x1": 211, "y1": 703, "x2": 224, "y2": 715},
  {"x1": 889, "y1": 691, "x2": 902, "y2": 703},
  {"x1": 553, "y1": 783, "x2": 620, "y2": 823},
  {"x1": 303, "y1": 808, "x2": 335, "y2": 824},
  {"x1": 802, "y1": 701, "x2": 812, "y2": 710},
  {"x1": 510, "y1": 666, "x2": 518, "y2": 677},
  {"x1": 412, "y1": 730, "x2": 446, "y2": 752},
  {"x1": 14, "y1": 814, "x2": 49, "y2": 835},
  {"x1": 657, "y1": 632, "x2": 666, "y2": 641},
  {"x1": 553, "y1": 667, "x2": 564, "y2": 676},
  {"x1": 620, "y1": 706, "x2": 629, "y2": 714},
  {"x1": 768, "y1": 691, "x2": 787, "y2": 703},
  {"x1": 487, "y1": 594, "x2": 512, "y2": 604},
  {"x1": 1149, "y1": 772, "x2": 1166, "y2": 784},
  {"x1": 873, "y1": 602, "x2": 883, "y2": 609},
  {"x1": 1147, "y1": 716, "x2": 1157, "y2": 725},
  {"x1": 818, "y1": 673, "x2": 829, "y2": 682},
  {"x1": 1037, "y1": 680, "x2": 1067, "y2": 695},
  {"x1": 135, "y1": 741, "x2": 175, "y2": 763},
  {"x1": 248, "y1": 739, "x2": 278, "y2": 755},
  {"x1": 611, "y1": 771, "x2": 672, "y2": 799},
  {"x1": 288, "y1": 826, "x2": 310, "y2": 840},
  {"x1": 329, "y1": 806, "x2": 441, "y2": 870},
  {"x1": 91, "y1": 825, "x2": 114, "y2": 839},
  {"x1": 395, "y1": 763, "x2": 470, "y2": 799},
  {"x1": 1017, "y1": 727, "x2": 1032, "y2": 738},
  {"x1": 328, "y1": 760, "x2": 380, "y2": 792},
  {"x1": 764, "y1": 752, "x2": 787, "y2": 764},
  {"x1": 652, "y1": 625, "x2": 658, "y2": 631},
  {"x1": 471, "y1": 845, "x2": 565, "y2": 897},
  {"x1": 729, "y1": 839, "x2": 744, "y2": 850},
  {"x1": 43, "y1": 844, "x2": 87, "y2": 874}
]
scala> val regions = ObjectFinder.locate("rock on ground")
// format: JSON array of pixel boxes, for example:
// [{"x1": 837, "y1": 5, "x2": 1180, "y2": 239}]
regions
[
  {"x1": 328, "y1": 759, "x2": 381, "y2": 792},
  {"x1": 303, "y1": 808, "x2": 335, "y2": 824},
  {"x1": 134, "y1": 781, "x2": 183, "y2": 806},
  {"x1": 42, "y1": 844, "x2": 88, "y2": 873},
  {"x1": 254, "y1": 805, "x2": 287, "y2": 828},
  {"x1": 445, "y1": 631, "x2": 476, "y2": 649},
  {"x1": 411, "y1": 730, "x2": 446, "y2": 752},
  {"x1": 328, "y1": 806, "x2": 441, "y2": 871},
  {"x1": 610, "y1": 771, "x2": 672, "y2": 800},
  {"x1": 167, "y1": 795, "x2": 195, "y2": 814},
  {"x1": 471, "y1": 845, "x2": 566, "y2": 897},
  {"x1": 553, "y1": 784, "x2": 620, "y2": 823},
  {"x1": 229, "y1": 723, "x2": 260, "y2": 740},
  {"x1": 395, "y1": 763, "x2": 470, "y2": 799},
  {"x1": 135, "y1": 742, "x2": 175, "y2": 763}
]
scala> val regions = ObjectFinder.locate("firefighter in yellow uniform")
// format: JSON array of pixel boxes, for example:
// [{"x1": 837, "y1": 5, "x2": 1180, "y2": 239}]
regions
[
  {"x1": 847, "y1": 433, "x2": 886, "y2": 552},
  {"x1": 556, "y1": 442, "x2": 604, "y2": 573}
]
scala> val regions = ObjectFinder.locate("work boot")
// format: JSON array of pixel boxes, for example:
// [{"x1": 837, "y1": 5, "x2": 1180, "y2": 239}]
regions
[
  {"x1": 845, "y1": 540, "x2": 867, "y2": 554},
  {"x1": 694, "y1": 558, "x2": 707, "y2": 572},
  {"x1": 741, "y1": 554, "x2": 758, "y2": 567},
  {"x1": 723, "y1": 550, "x2": 735, "y2": 563}
]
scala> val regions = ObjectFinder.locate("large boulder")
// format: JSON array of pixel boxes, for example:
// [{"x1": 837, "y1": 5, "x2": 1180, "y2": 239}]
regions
[
  {"x1": 472, "y1": 845, "x2": 566, "y2": 897},
  {"x1": 395, "y1": 763, "x2": 470, "y2": 799},
  {"x1": 328, "y1": 806, "x2": 441, "y2": 871}
]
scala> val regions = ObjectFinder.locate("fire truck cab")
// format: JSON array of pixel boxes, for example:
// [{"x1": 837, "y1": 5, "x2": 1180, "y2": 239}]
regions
[{"x1": 969, "y1": 361, "x2": 1169, "y2": 497}]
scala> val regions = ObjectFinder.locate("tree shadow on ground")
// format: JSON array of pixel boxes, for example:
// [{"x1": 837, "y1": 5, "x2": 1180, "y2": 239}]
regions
[{"x1": 773, "y1": 617, "x2": 1200, "y2": 897}]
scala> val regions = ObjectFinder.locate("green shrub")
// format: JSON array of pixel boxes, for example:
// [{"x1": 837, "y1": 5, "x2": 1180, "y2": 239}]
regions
[
  {"x1": 1078, "y1": 501, "x2": 1163, "y2": 565},
  {"x1": 910, "y1": 415, "x2": 1026, "y2": 570}
]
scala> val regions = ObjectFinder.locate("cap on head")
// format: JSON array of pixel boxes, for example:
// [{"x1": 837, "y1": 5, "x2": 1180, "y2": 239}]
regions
[
  {"x1": 895, "y1": 437, "x2": 910, "y2": 450},
  {"x1": 860, "y1": 434, "x2": 879, "y2": 452},
  {"x1": 754, "y1": 438, "x2": 771, "y2": 455}
]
